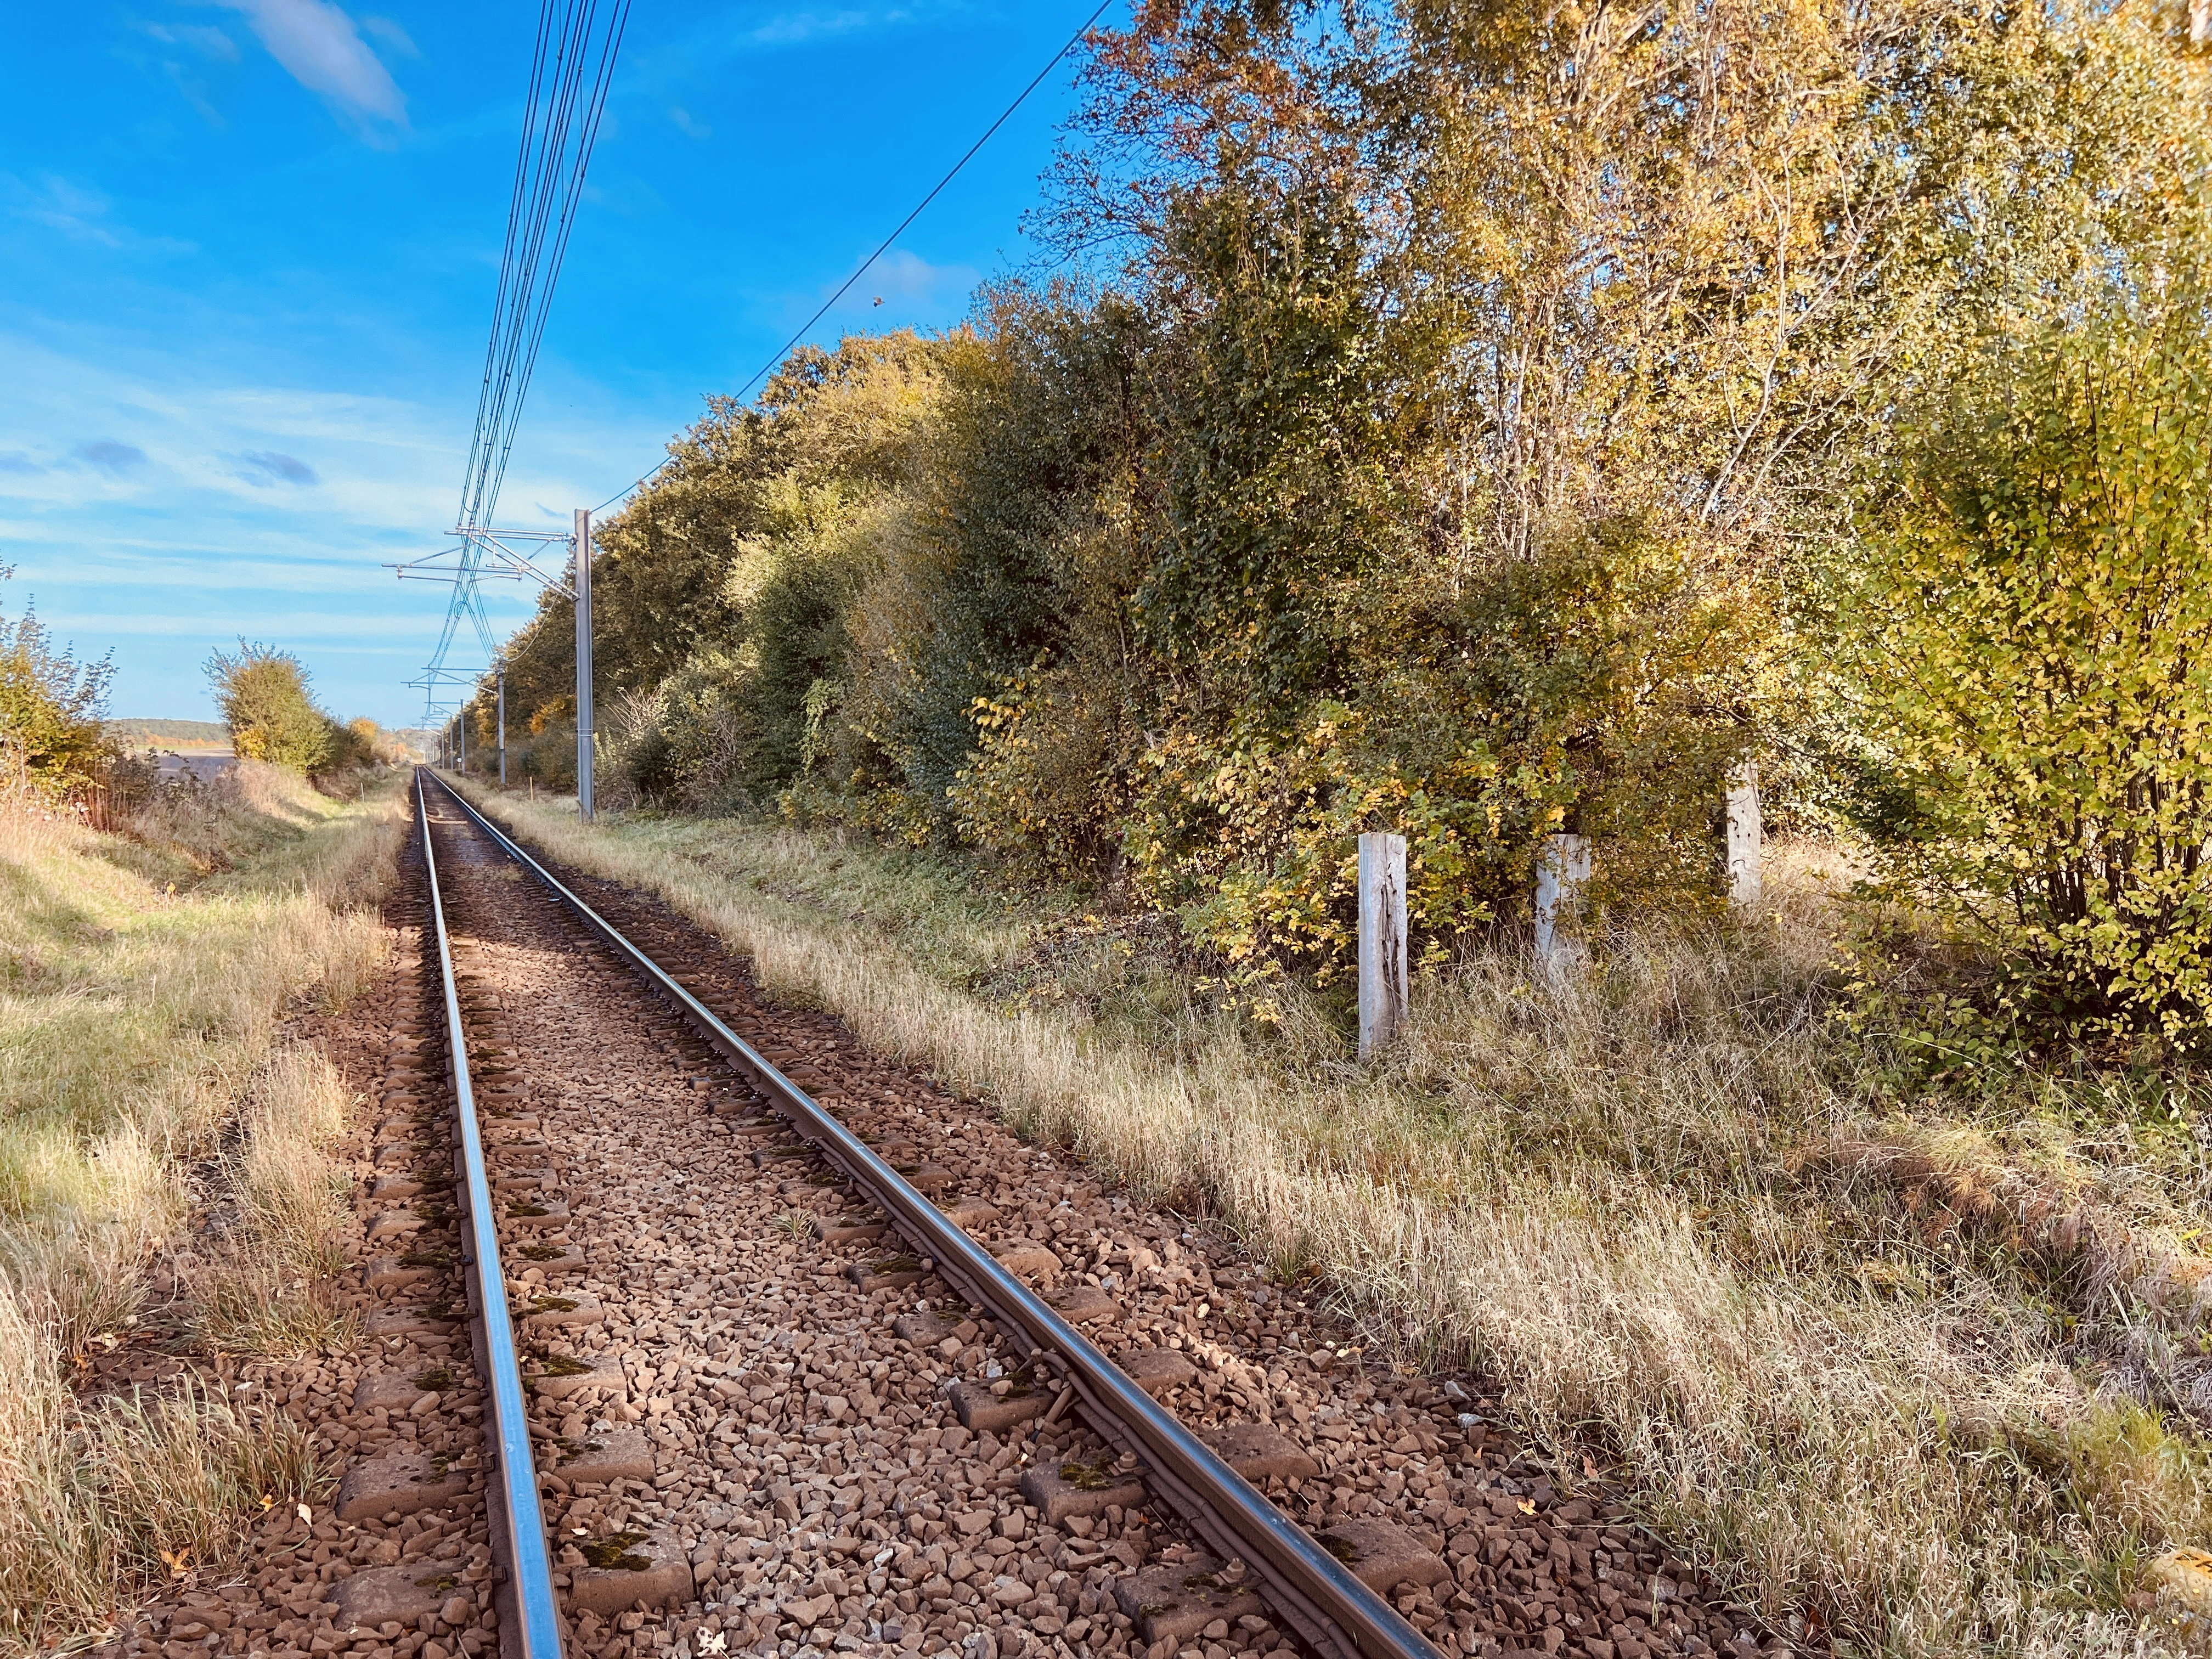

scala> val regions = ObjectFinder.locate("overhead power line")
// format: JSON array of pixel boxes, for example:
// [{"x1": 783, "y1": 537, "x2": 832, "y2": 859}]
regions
[
  {"x1": 460, "y1": 0, "x2": 630, "y2": 532},
  {"x1": 592, "y1": 0, "x2": 1114, "y2": 515},
  {"x1": 403, "y1": 0, "x2": 630, "y2": 717}
]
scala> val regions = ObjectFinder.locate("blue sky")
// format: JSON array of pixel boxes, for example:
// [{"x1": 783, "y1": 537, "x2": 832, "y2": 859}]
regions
[{"x1": 1, "y1": 2, "x2": 1113, "y2": 728}]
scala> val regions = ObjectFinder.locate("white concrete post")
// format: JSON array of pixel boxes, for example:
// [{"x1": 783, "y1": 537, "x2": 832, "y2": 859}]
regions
[
  {"x1": 496, "y1": 660, "x2": 507, "y2": 789},
  {"x1": 1357, "y1": 832, "x2": 1408, "y2": 1060},
  {"x1": 1536, "y1": 832, "x2": 1592, "y2": 986},
  {"x1": 1726, "y1": 760, "x2": 1762, "y2": 910}
]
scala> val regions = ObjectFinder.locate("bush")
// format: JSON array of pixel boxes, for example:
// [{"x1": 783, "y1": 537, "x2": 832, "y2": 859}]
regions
[
  {"x1": 205, "y1": 643, "x2": 331, "y2": 774},
  {"x1": 511, "y1": 718, "x2": 579, "y2": 794},
  {"x1": 598, "y1": 655, "x2": 758, "y2": 811},
  {"x1": 1117, "y1": 519, "x2": 1774, "y2": 983},
  {"x1": 0, "y1": 575, "x2": 112, "y2": 798},
  {"x1": 327, "y1": 716, "x2": 405, "y2": 773},
  {"x1": 1834, "y1": 296, "x2": 2212, "y2": 1043}
]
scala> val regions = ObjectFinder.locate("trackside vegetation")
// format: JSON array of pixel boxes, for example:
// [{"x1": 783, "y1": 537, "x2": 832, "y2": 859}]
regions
[
  {"x1": 0, "y1": 765, "x2": 404, "y2": 1645},
  {"x1": 0, "y1": 597, "x2": 408, "y2": 1640},
  {"x1": 452, "y1": 788, "x2": 2212, "y2": 1657},
  {"x1": 0, "y1": 571, "x2": 112, "y2": 800},
  {"x1": 204, "y1": 642, "x2": 408, "y2": 780}
]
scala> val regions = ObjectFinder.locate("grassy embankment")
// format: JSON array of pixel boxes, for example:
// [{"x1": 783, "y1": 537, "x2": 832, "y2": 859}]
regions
[
  {"x1": 454, "y1": 780, "x2": 2212, "y2": 1659},
  {"x1": 0, "y1": 761, "x2": 407, "y2": 1648}
]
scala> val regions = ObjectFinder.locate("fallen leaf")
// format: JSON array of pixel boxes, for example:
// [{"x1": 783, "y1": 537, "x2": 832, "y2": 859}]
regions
[
  {"x1": 1516, "y1": 1499, "x2": 1537, "y2": 1516},
  {"x1": 296, "y1": 1504, "x2": 312, "y2": 1525},
  {"x1": 2148, "y1": 1548, "x2": 2212, "y2": 1616}
]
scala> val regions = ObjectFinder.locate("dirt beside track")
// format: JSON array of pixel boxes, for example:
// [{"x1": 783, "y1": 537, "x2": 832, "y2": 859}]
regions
[{"x1": 95, "y1": 854, "x2": 503, "y2": 1659}]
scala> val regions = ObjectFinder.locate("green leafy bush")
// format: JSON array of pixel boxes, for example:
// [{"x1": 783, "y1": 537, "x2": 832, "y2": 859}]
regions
[
  {"x1": 205, "y1": 642, "x2": 332, "y2": 775},
  {"x1": 1120, "y1": 521, "x2": 1774, "y2": 981},
  {"x1": 1834, "y1": 297, "x2": 2212, "y2": 1042},
  {"x1": 0, "y1": 575, "x2": 112, "y2": 797}
]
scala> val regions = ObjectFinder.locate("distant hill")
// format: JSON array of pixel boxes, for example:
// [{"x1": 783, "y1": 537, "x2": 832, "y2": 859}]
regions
[{"x1": 106, "y1": 719, "x2": 233, "y2": 752}]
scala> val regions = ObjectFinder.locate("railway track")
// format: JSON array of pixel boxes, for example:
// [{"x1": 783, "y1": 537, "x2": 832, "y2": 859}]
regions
[
  {"x1": 235, "y1": 770, "x2": 1765, "y2": 1659},
  {"x1": 409, "y1": 765, "x2": 1443, "y2": 1659}
]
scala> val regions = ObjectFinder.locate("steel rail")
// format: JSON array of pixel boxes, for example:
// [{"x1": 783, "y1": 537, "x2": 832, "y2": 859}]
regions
[
  {"x1": 415, "y1": 772, "x2": 567, "y2": 1659},
  {"x1": 424, "y1": 772, "x2": 1440, "y2": 1659}
]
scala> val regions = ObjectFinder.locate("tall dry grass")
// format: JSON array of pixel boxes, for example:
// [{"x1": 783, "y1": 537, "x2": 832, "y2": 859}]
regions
[
  {"x1": 192, "y1": 1043, "x2": 361, "y2": 1358},
  {"x1": 0, "y1": 1294, "x2": 316, "y2": 1647},
  {"x1": 456, "y1": 783, "x2": 2212, "y2": 1658},
  {"x1": 0, "y1": 766, "x2": 403, "y2": 1646}
]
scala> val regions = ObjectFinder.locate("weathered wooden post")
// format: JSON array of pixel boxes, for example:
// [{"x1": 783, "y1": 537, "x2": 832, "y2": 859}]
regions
[
  {"x1": 1726, "y1": 760, "x2": 1762, "y2": 910},
  {"x1": 1357, "y1": 831, "x2": 1408, "y2": 1060},
  {"x1": 1536, "y1": 832, "x2": 1592, "y2": 986}
]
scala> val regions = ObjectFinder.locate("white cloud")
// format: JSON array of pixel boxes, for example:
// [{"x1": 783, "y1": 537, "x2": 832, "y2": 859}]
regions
[
  {"x1": 747, "y1": 10, "x2": 878, "y2": 47},
  {"x1": 358, "y1": 15, "x2": 420, "y2": 59},
  {"x1": 618, "y1": 2, "x2": 982, "y2": 99},
  {"x1": 134, "y1": 21, "x2": 239, "y2": 127},
  {"x1": 1, "y1": 173, "x2": 197, "y2": 255},
  {"x1": 74, "y1": 441, "x2": 151, "y2": 473},
  {"x1": 669, "y1": 106, "x2": 712, "y2": 140},
  {"x1": 15, "y1": 176, "x2": 121, "y2": 247},
  {"x1": 216, "y1": 0, "x2": 409, "y2": 141},
  {"x1": 238, "y1": 449, "x2": 320, "y2": 486},
  {"x1": 142, "y1": 22, "x2": 242, "y2": 61},
  {"x1": 816, "y1": 246, "x2": 977, "y2": 325},
  {"x1": 0, "y1": 323, "x2": 668, "y2": 724}
]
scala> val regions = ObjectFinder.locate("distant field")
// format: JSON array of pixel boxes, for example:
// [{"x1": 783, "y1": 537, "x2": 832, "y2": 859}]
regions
[{"x1": 106, "y1": 719, "x2": 232, "y2": 753}]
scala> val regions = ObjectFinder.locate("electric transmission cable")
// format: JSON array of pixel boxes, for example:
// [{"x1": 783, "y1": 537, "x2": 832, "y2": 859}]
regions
[
  {"x1": 592, "y1": 0, "x2": 1114, "y2": 515},
  {"x1": 411, "y1": 0, "x2": 629, "y2": 717}
]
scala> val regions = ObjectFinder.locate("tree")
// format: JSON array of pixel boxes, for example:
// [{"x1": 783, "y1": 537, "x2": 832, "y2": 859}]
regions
[
  {"x1": 461, "y1": 0, "x2": 2212, "y2": 1011},
  {"x1": 863, "y1": 283, "x2": 1154, "y2": 861},
  {"x1": 204, "y1": 642, "x2": 332, "y2": 774},
  {"x1": 1834, "y1": 294, "x2": 2212, "y2": 1043},
  {"x1": 0, "y1": 572, "x2": 112, "y2": 797}
]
